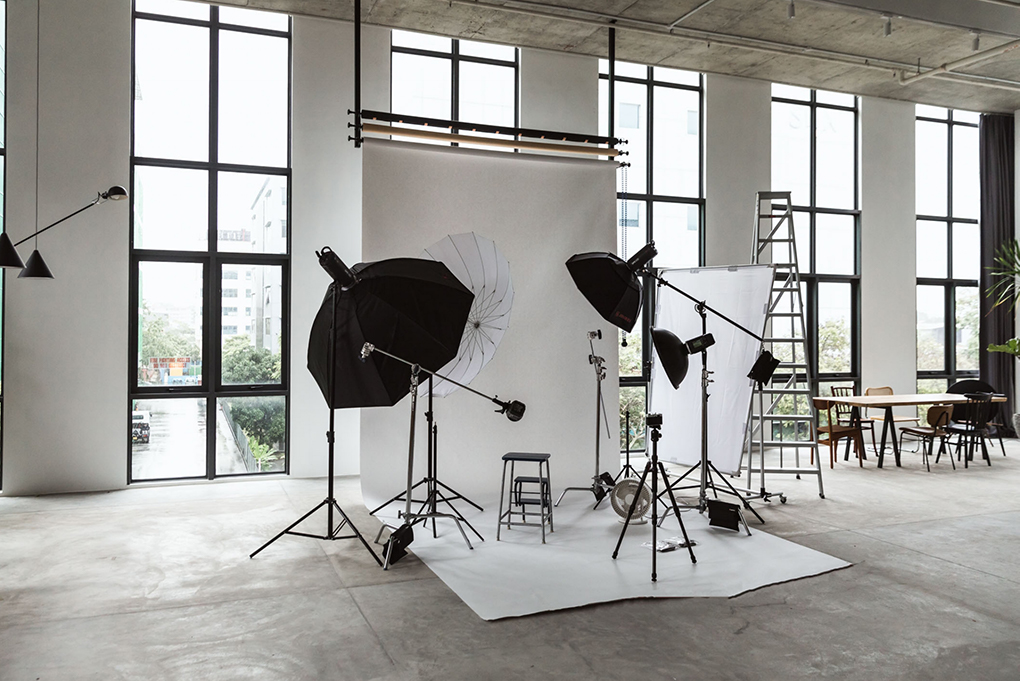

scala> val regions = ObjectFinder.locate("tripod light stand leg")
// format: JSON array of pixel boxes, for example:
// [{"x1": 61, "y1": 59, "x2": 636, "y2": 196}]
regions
[
  {"x1": 611, "y1": 459, "x2": 653, "y2": 560},
  {"x1": 329, "y1": 498, "x2": 384, "y2": 565},
  {"x1": 249, "y1": 498, "x2": 331, "y2": 559},
  {"x1": 658, "y1": 461, "x2": 696, "y2": 564},
  {"x1": 707, "y1": 462, "x2": 764, "y2": 524}
]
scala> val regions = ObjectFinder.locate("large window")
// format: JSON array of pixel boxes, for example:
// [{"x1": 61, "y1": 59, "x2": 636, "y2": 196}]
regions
[
  {"x1": 771, "y1": 85, "x2": 860, "y2": 398},
  {"x1": 130, "y1": 0, "x2": 290, "y2": 482},
  {"x1": 390, "y1": 30, "x2": 518, "y2": 136},
  {"x1": 599, "y1": 62, "x2": 704, "y2": 450},
  {"x1": 915, "y1": 105, "x2": 980, "y2": 398}
]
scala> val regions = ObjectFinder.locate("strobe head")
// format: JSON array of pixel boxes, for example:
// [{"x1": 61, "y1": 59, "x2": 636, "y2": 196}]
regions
[{"x1": 493, "y1": 397, "x2": 526, "y2": 422}]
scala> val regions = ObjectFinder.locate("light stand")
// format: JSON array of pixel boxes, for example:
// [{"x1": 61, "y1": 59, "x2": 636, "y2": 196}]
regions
[
  {"x1": 615, "y1": 410, "x2": 640, "y2": 481},
  {"x1": 612, "y1": 413, "x2": 696, "y2": 582},
  {"x1": 361, "y1": 343, "x2": 524, "y2": 569},
  {"x1": 556, "y1": 330, "x2": 615, "y2": 509},
  {"x1": 250, "y1": 281, "x2": 382, "y2": 565},
  {"x1": 645, "y1": 276, "x2": 766, "y2": 525},
  {"x1": 369, "y1": 373, "x2": 485, "y2": 542}
]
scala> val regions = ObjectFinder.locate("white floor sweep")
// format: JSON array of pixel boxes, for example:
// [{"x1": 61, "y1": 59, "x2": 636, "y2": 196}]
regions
[{"x1": 369, "y1": 491, "x2": 850, "y2": 621}]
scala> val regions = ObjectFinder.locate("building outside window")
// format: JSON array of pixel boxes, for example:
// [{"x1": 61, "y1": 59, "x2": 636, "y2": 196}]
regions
[
  {"x1": 599, "y1": 61, "x2": 703, "y2": 451},
  {"x1": 129, "y1": 0, "x2": 290, "y2": 481},
  {"x1": 915, "y1": 105, "x2": 980, "y2": 402},
  {"x1": 771, "y1": 85, "x2": 860, "y2": 401}
]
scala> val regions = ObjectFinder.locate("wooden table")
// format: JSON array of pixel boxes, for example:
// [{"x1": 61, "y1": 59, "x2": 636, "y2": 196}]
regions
[{"x1": 811, "y1": 393, "x2": 1006, "y2": 468}]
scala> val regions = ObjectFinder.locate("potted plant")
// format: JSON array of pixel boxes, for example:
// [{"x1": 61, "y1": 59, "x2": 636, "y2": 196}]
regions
[{"x1": 986, "y1": 239, "x2": 1020, "y2": 434}]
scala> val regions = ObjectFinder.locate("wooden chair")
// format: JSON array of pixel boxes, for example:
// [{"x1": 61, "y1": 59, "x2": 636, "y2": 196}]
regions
[
  {"x1": 864, "y1": 386, "x2": 919, "y2": 451},
  {"x1": 831, "y1": 386, "x2": 876, "y2": 457},
  {"x1": 899, "y1": 404, "x2": 954, "y2": 472},
  {"x1": 817, "y1": 400, "x2": 865, "y2": 468}
]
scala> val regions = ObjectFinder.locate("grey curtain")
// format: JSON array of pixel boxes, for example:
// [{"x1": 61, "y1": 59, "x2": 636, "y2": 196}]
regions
[{"x1": 979, "y1": 113, "x2": 1015, "y2": 433}]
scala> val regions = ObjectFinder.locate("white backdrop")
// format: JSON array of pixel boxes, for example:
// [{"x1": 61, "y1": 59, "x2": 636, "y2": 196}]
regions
[
  {"x1": 360, "y1": 139, "x2": 618, "y2": 509},
  {"x1": 650, "y1": 265, "x2": 774, "y2": 473}
]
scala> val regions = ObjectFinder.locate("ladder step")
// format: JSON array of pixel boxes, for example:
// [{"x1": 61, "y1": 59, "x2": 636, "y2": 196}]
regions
[
  {"x1": 761, "y1": 238, "x2": 794, "y2": 243},
  {"x1": 757, "y1": 414, "x2": 814, "y2": 421},
  {"x1": 754, "y1": 441, "x2": 818, "y2": 447},
  {"x1": 756, "y1": 191, "x2": 792, "y2": 200},
  {"x1": 778, "y1": 362, "x2": 809, "y2": 369},
  {"x1": 765, "y1": 337, "x2": 806, "y2": 343},
  {"x1": 768, "y1": 312, "x2": 801, "y2": 317},
  {"x1": 753, "y1": 467, "x2": 823, "y2": 476},
  {"x1": 761, "y1": 388, "x2": 812, "y2": 394}
]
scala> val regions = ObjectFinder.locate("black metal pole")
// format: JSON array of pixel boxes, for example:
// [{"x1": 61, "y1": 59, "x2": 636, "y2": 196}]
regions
[
  {"x1": 14, "y1": 196, "x2": 100, "y2": 247},
  {"x1": 608, "y1": 27, "x2": 615, "y2": 141},
  {"x1": 354, "y1": 0, "x2": 362, "y2": 148},
  {"x1": 648, "y1": 270, "x2": 764, "y2": 343}
]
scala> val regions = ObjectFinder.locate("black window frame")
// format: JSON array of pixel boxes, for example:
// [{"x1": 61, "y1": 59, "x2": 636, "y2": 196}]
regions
[
  {"x1": 771, "y1": 88, "x2": 861, "y2": 397},
  {"x1": 128, "y1": 3, "x2": 292, "y2": 483},
  {"x1": 390, "y1": 31, "x2": 520, "y2": 132},
  {"x1": 915, "y1": 108, "x2": 980, "y2": 392},
  {"x1": 600, "y1": 62, "x2": 705, "y2": 451}
]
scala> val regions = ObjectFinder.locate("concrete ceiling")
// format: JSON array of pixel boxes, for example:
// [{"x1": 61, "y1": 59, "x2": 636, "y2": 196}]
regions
[{"x1": 215, "y1": 0, "x2": 1020, "y2": 113}]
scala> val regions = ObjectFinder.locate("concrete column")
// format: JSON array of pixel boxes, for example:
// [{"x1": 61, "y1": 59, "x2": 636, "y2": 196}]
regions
[
  {"x1": 520, "y1": 48, "x2": 598, "y2": 134},
  {"x1": 290, "y1": 19, "x2": 389, "y2": 477},
  {"x1": 3, "y1": 0, "x2": 131, "y2": 495},
  {"x1": 703, "y1": 74, "x2": 771, "y2": 267},
  {"x1": 859, "y1": 96, "x2": 916, "y2": 401}
]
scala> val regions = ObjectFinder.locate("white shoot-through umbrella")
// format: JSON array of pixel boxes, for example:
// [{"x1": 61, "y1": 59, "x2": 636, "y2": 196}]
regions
[{"x1": 419, "y1": 232, "x2": 514, "y2": 397}]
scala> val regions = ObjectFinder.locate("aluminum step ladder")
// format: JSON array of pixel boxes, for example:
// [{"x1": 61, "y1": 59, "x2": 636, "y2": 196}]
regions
[{"x1": 743, "y1": 191, "x2": 825, "y2": 500}]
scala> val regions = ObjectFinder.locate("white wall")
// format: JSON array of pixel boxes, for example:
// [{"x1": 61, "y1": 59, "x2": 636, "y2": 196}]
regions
[
  {"x1": 860, "y1": 97, "x2": 917, "y2": 401},
  {"x1": 704, "y1": 74, "x2": 772, "y2": 267},
  {"x1": 3, "y1": 0, "x2": 131, "y2": 495},
  {"x1": 520, "y1": 48, "x2": 598, "y2": 134},
  {"x1": 290, "y1": 19, "x2": 389, "y2": 478}
]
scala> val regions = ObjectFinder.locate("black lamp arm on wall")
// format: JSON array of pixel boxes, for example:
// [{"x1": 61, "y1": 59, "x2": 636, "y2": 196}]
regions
[{"x1": 0, "y1": 185, "x2": 128, "y2": 278}]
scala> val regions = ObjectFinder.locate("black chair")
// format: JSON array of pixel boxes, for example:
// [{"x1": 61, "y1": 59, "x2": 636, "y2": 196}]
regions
[
  {"x1": 946, "y1": 380, "x2": 1006, "y2": 456},
  {"x1": 945, "y1": 393, "x2": 995, "y2": 467},
  {"x1": 899, "y1": 404, "x2": 954, "y2": 472}
]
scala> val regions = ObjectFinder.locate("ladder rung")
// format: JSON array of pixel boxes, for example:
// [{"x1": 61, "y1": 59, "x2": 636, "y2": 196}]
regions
[
  {"x1": 772, "y1": 286, "x2": 799, "y2": 291},
  {"x1": 754, "y1": 440, "x2": 818, "y2": 447},
  {"x1": 761, "y1": 388, "x2": 812, "y2": 394},
  {"x1": 753, "y1": 467, "x2": 823, "y2": 476},
  {"x1": 762, "y1": 238, "x2": 794, "y2": 243},
  {"x1": 757, "y1": 414, "x2": 814, "y2": 421},
  {"x1": 769, "y1": 312, "x2": 801, "y2": 317},
  {"x1": 778, "y1": 362, "x2": 809, "y2": 368},
  {"x1": 765, "y1": 337, "x2": 806, "y2": 343},
  {"x1": 756, "y1": 191, "x2": 792, "y2": 200}
]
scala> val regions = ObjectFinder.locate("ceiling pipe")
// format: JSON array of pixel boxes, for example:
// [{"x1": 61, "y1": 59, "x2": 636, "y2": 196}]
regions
[
  {"x1": 898, "y1": 37, "x2": 1020, "y2": 86},
  {"x1": 977, "y1": 0, "x2": 1020, "y2": 9},
  {"x1": 450, "y1": 0, "x2": 1020, "y2": 92},
  {"x1": 669, "y1": 0, "x2": 720, "y2": 29}
]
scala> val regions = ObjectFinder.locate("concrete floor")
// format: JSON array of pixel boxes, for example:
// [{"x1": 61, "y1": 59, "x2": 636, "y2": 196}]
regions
[{"x1": 2, "y1": 441, "x2": 1020, "y2": 680}]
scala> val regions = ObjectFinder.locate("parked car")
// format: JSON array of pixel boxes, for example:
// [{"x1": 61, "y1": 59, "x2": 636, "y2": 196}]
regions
[{"x1": 132, "y1": 410, "x2": 151, "y2": 444}]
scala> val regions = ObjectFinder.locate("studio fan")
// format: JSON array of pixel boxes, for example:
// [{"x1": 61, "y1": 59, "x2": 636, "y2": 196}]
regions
[{"x1": 610, "y1": 479, "x2": 652, "y2": 525}]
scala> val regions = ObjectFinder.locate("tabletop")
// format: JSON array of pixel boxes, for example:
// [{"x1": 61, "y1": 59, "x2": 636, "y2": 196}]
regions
[{"x1": 812, "y1": 392, "x2": 1006, "y2": 408}]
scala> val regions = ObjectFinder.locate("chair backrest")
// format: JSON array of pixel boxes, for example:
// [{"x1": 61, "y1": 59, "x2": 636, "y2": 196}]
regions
[
  {"x1": 831, "y1": 385, "x2": 856, "y2": 420},
  {"x1": 947, "y1": 379, "x2": 995, "y2": 395},
  {"x1": 927, "y1": 404, "x2": 953, "y2": 430},
  {"x1": 960, "y1": 393, "x2": 995, "y2": 430},
  {"x1": 948, "y1": 381, "x2": 995, "y2": 423},
  {"x1": 864, "y1": 386, "x2": 893, "y2": 419}
]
